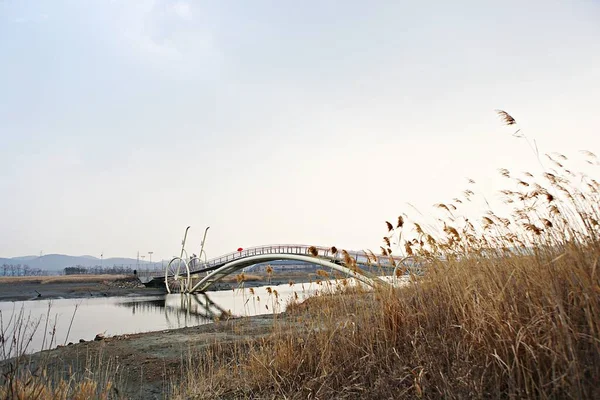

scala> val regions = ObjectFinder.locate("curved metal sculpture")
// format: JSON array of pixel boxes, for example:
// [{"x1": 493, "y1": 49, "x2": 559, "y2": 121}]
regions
[{"x1": 165, "y1": 257, "x2": 191, "y2": 293}]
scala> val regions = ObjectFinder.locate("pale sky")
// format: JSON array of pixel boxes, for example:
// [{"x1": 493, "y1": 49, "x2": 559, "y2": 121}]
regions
[{"x1": 1, "y1": 0, "x2": 599, "y2": 260}]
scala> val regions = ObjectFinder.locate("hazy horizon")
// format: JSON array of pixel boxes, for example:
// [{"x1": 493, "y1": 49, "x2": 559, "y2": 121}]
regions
[{"x1": 1, "y1": 0, "x2": 599, "y2": 261}]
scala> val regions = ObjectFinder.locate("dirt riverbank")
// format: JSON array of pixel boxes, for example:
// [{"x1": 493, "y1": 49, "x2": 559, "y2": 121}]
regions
[{"x1": 0, "y1": 275, "x2": 166, "y2": 302}]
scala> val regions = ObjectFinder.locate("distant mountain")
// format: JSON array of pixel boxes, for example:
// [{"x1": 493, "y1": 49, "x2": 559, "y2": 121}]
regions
[
  {"x1": 10, "y1": 255, "x2": 39, "y2": 261},
  {"x1": 0, "y1": 254, "x2": 162, "y2": 272}
]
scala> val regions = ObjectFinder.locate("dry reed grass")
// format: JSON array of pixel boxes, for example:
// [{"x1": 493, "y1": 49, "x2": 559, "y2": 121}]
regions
[
  {"x1": 1, "y1": 304, "x2": 118, "y2": 399},
  {"x1": 172, "y1": 149, "x2": 600, "y2": 399},
  {"x1": 0, "y1": 377, "x2": 113, "y2": 400},
  {"x1": 222, "y1": 273, "x2": 261, "y2": 283}
]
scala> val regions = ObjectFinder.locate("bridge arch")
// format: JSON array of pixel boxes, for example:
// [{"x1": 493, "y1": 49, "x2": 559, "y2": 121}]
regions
[{"x1": 188, "y1": 254, "x2": 389, "y2": 292}]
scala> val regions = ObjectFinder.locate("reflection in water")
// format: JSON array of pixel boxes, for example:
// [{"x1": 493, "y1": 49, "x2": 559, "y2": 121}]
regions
[{"x1": 118, "y1": 293, "x2": 232, "y2": 329}]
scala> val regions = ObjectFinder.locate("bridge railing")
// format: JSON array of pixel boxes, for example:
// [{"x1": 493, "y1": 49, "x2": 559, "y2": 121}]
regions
[
  {"x1": 189, "y1": 244, "x2": 402, "y2": 272},
  {"x1": 193, "y1": 244, "x2": 313, "y2": 271}
]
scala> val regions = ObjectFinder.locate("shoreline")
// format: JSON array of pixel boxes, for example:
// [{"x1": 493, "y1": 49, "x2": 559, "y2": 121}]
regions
[
  {"x1": 0, "y1": 302, "x2": 293, "y2": 399},
  {"x1": 0, "y1": 272, "x2": 321, "y2": 302},
  {"x1": 0, "y1": 273, "x2": 331, "y2": 398},
  {"x1": 0, "y1": 275, "x2": 166, "y2": 302}
]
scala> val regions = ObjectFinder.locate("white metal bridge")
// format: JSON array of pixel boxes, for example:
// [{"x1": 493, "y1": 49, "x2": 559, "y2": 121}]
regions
[{"x1": 140, "y1": 227, "x2": 408, "y2": 293}]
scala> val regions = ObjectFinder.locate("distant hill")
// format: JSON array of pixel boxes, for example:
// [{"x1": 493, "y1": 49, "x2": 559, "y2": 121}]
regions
[
  {"x1": 0, "y1": 254, "x2": 162, "y2": 272},
  {"x1": 9, "y1": 255, "x2": 39, "y2": 262}
]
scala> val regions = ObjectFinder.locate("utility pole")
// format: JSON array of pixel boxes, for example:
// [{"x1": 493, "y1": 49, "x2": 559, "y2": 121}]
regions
[{"x1": 148, "y1": 251, "x2": 153, "y2": 266}]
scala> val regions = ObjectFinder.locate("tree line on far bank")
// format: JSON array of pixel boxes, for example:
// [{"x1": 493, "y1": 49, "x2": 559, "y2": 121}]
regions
[
  {"x1": 1, "y1": 264, "x2": 47, "y2": 276},
  {"x1": 63, "y1": 265, "x2": 136, "y2": 275},
  {"x1": 1, "y1": 263, "x2": 142, "y2": 276}
]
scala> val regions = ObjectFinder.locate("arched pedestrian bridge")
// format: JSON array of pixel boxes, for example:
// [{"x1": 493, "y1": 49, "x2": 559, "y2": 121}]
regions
[{"x1": 140, "y1": 244, "x2": 408, "y2": 293}]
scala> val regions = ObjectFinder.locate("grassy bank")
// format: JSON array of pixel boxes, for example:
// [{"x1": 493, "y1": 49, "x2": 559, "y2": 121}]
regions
[{"x1": 1, "y1": 302, "x2": 118, "y2": 399}]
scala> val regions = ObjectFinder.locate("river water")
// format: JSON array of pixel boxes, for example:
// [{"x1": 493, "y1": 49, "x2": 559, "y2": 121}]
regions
[{"x1": 0, "y1": 279, "x2": 349, "y2": 359}]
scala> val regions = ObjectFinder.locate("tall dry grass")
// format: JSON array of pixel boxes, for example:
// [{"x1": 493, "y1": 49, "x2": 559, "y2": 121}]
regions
[
  {"x1": 1, "y1": 304, "x2": 118, "y2": 399},
  {"x1": 172, "y1": 149, "x2": 600, "y2": 399}
]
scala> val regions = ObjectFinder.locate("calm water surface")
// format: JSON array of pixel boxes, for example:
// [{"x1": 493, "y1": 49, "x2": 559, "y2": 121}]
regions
[{"x1": 0, "y1": 280, "x2": 343, "y2": 357}]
